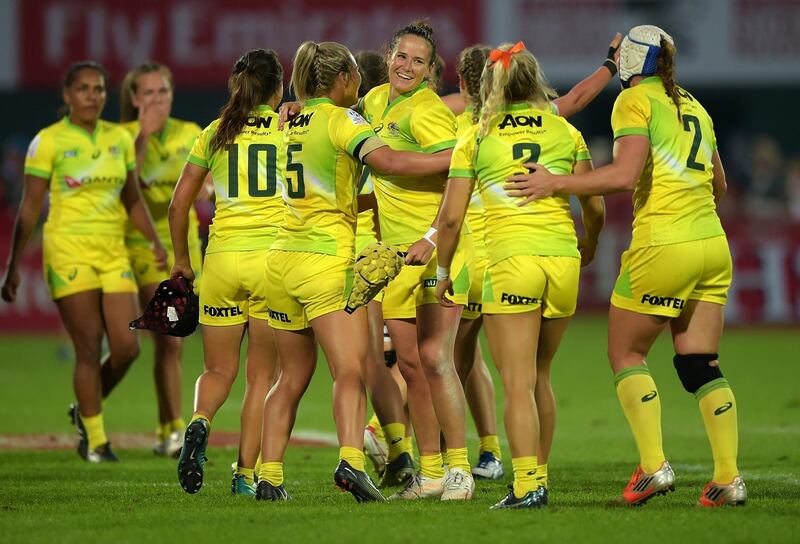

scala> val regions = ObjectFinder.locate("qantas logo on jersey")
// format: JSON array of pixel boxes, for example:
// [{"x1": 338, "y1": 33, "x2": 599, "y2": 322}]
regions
[
  {"x1": 64, "y1": 175, "x2": 125, "y2": 189},
  {"x1": 246, "y1": 116, "x2": 273, "y2": 129},
  {"x1": 498, "y1": 114, "x2": 542, "y2": 130},
  {"x1": 500, "y1": 292, "x2": 540, "y2": 305},
  {"x1": 204, "y1": 305, "x2": 244, "y2": 318},
  {"x1": 289, "y1": 113, "x2": 314, "y2": 129},
  {"x1": 641, "y1": 294, "x2": 685, "y2": 310}
]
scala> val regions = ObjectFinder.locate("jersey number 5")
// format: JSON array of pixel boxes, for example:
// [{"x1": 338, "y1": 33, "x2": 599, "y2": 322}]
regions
[
  {"x1": 285, "y1": 144, "x2": 306, "y2": 198},
  {"x1": 227, "y1": 143, "x2": 278, "y2": 197},
  {"x1": 682, "y1": 115, "x2": 705, "y2": 172}
]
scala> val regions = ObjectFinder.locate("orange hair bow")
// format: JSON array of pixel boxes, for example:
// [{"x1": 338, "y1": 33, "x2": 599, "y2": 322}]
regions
[{"x1": 489, "y1": 41, "x2": 526, "y2": 69}]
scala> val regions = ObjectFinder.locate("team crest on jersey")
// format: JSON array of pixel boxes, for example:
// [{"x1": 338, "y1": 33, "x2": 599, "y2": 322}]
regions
[
  {"x1": 63, "y1": 149, "x2": 78, "y2": 158},
  {"x1": 346, "y1": 109, "x2": 368, "y2": 126},
  {"x1": 108, "y1": 146, "x2": 121, "y2": 156},
  {"x1": 64, "y1": 176, "x2": 82, "y2": 188},
  {"x1": 387, "y1": 122, "x2": 401, "y2": 136}
]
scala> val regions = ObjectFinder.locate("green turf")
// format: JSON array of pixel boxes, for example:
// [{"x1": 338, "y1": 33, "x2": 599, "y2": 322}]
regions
[{"x1": 0, "y1": 316, "x2": 798, "y2": 542}]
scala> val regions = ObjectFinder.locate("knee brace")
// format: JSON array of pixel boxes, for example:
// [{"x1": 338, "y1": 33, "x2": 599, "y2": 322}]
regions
[{"x1": 673, "y1": 353, "x2": 723, "y2": 394}]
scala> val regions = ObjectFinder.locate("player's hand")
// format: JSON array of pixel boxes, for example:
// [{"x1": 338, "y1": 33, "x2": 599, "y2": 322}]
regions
[
  {"x1": 578, "y1": 237, "x2": 598, "y2": 267},
  {"x1": 404, "y1": 237, "x2": 435, "y2": 265},
  {"x1": 435, "y1": 277, "x2": 455, "y2": 307},
  {"x1": 170, "y1": 260, "x2": 195, "y2": 283},
  {"x1": 152, "y1": 242, "x2": 168, "y2": 272},
  {"x1": 278, "y1": 101, "x2": 303, "y2": 130},
  {"x1": 1, "y1": 266, "x2": 20, "y2": 303},
  {"x1": 609, "y1": 32, "x2": 622, "y2": 62},
  {"x1": 138, "y1": 99, "x2": 169, "y2": 137},
  {"x1": 504, "y1": 163, "x2": 559, "y2": 205}
]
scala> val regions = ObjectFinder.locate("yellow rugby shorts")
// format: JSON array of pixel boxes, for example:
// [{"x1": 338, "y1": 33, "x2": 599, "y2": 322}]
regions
[
  {"x1": 482, "y1": 255, "x2": 580, "y2": 318},
  {"x1": 265, "y1": 250, "x2": 354, "y2": 330},
  {"x1": 43, "y1": 233, "x2": 137, "y2": 300},
  {"x1": 611, "y1": 235, "x2": 732, "y2": 318},
  {"x1": 462, "y1": 255, "x2": 487, "y2": 320},
  {"x1": 199, "y1": 250, "x2": 269, "y2": 326},
  {"x1": 382, "y1": 234, "x2": 475, "y2": 320},
  {"x1": 127, "y1": 236, "x2": 203, "y2": 289}
]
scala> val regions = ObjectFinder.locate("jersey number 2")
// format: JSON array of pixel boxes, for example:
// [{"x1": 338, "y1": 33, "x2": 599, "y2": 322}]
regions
[
  {"x1": 682, "y1": 115, "x2": 705, "y2": 172},
  {"x1": 227, "y1": 143, "x2": 277, "y2": 197},
  {"x1": 512, "y1": 143, "x2": 541, "y2": 166}
]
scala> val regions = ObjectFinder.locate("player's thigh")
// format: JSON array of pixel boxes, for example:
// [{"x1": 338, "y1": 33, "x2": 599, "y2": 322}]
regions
[
  {"x1": 312, "y1": 307, "x2": 369, "y2": 377},
  {"x1": 201, "y1": 322, "x2": 246, "y2": 377},
  {"x1": 272, "y1": 328, "x2": 318, "y2": 393},
  {"x1": 245, "y1": 316, "x2": 280, "y2": 383},
  {"x1": 483, "y1": 310, "x2": 542, "y2": 388},
  {"x1": 55, "y1": 289, "x2": 105, "y2": 356},
  {"x1": 200, "y1": 251, "x2": 249, "y2": 326},
  {"x1": 101, "y1": 291, "x2": 141, "y2": 356},
  {"x1": 610, "y1": 242, "x2": 703, "y2": 318},
  {"x1": 607, "y1": 305, "x2": 670, "y2": 371},
  {"x1": 670, "y1": 300, "x2": 725, "y2": 354}
]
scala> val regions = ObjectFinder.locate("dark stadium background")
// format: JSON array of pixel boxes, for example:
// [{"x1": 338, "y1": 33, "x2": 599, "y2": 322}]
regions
[{"x1": 1, "y1": 0, "x2": 798, "y2": 331}]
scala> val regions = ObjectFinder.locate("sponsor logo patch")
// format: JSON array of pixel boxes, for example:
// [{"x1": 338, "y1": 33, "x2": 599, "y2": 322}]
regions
[
  {"x1": 640, "y1": 294, "x2": 685, "y2": 310},
  {"x1": 267, "y1": 308, "x2": 291, "y2": 323},
  {"x1": 500, "y1": 292, "x2": 540, "y2": 305},
  {"x1": 204, "y1": 305, "x2": 244, "y2": 318}
]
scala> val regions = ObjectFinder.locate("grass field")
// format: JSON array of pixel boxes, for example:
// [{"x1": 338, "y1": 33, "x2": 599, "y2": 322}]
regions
[{"x1": 1, "y1": 316, "x2": 798, "y2": 542}]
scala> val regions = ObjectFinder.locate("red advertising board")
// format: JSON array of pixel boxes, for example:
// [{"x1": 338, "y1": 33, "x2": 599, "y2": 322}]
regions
[{"x1": 20, "y1": 0, "x2": 480, "y2": 88}]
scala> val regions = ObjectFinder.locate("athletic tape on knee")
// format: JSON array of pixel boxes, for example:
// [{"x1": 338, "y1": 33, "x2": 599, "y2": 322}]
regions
[{"x1": 673, "y1": 353, "x2": 722, "y2": 394}]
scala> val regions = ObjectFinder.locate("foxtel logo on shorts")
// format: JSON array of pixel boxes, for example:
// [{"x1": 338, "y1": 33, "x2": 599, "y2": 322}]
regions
[
  {"x1": 640, "y1": 294, "x2": 685, "y2": 310},
  {"x1": 268, "y1": 308, "x2": 291, "y2": 323},
  {"x1": 466, "y1": 302, "x2": 482, "y2": 313},
  {"x1": 500, "y1": 293, "x2": 540, "y2": 305},
  {"x1": 203, "y1": 305, "x2": 243, "y2": 317}
]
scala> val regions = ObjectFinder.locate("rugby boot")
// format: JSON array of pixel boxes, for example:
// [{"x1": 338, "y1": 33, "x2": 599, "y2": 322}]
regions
[
  {"x1": 698, "y1": 476, "x2": 747, "y2": 507},
  {"x1": 334, "y1": 459, "x2": 387, "y2": 502},
  {"x1": 621, "y1": 461, "x2": 675, "y2": 505},
  {"x1": 177, "y1": 418, "x2": 209, "y2": 494}
]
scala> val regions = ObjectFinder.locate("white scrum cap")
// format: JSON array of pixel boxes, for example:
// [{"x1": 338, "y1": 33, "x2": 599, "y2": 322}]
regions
[{"x1": 618, "y1": 25, "x2": 674, "y2": 88}]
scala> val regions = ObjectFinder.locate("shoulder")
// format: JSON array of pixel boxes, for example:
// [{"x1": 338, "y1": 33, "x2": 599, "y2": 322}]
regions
[
  {"x1": 172, "y1": 117, "x2": 203, "y2": 136},
  {"x1": 99, "y1": 120, "x2": 134, "y2": 143},
  {"x1": 34, "y1": 120, "x2": 64, "y2": 141},
  {"x1": 120, "y1": 120, "x2": 139, "y2": 136},
  {"x1": 363, "y1": 84, "x2": 390, "y2": 112}
]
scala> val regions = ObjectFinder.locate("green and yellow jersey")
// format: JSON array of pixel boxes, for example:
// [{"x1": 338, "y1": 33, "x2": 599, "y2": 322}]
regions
[
  {"x1": 611, "y1": 77, "x2": 723, "y2": 248},
  {"x1": 361, "y1": 82, "x2": 457, "y2": 246},
  {"x1": 24, "y1": 117, "x2": 136, "y2": 237},
  {"x1": 271, "y1": 97, "x2": 385, "y2": 259},
  {"x1": 122, "y1": 118, "x2": 201, "y2": 247},
  {"x1": 456, "y1": 108, "x2": 486, "y2": 260},
  {"x1": 449, "y1": 103, "x2": 590, "y2": 264},
  {"x1": 355, "y1": 167, "x2": 378, "y2": 254},
  {"x1": 187, "y1": 105, "x2": 284, "y2": 254}
]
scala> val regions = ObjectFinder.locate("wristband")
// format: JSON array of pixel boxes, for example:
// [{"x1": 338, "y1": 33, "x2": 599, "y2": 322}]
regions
[
  {"x1": 436, "y1": 266, "x2": 450, "y2": 281},
  {"x1": 423, "y1": 227, "x2": 437, "y2": 247},
  {"x1": 603, "y1": 59, "x2": 617, "y2": 76}
]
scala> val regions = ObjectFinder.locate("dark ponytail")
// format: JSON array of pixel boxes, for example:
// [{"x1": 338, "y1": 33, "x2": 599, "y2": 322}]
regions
[
  {"x1": 209, "y1": 49, "x2": 283, "y2": 153},
  {"x1": 656, "y1": 38, "x2": 681, "y2": 121},
  {"x1": 354, "y1": 50, "x2": 388, "y2": 97}
]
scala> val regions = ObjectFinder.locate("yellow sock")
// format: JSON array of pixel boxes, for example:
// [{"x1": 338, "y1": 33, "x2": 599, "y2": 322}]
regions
[
  {"x1": 403, "y1": 435, "x2": 415, "y2": 457},
  {"x1": 254, "y1": 453, "x2": 262, "y2": 475},
  {"x1": 236, "y1": 465, "x2": 255, "y2": 485},
  {"x1": 615, "y1": 366, "x2": 665, "y2": 473},
  {"x1": 339, "y1": 446, "x2": 365, "y2": 471},
  {"x1": 158, "y1": 422, "x2": 171, "y2": 441},
  {"x1": 535, "y1": 463, "x2": 548, "y2": 488},
  {"x1": 696, "y1": 378, "x2": 739, "y2": 483},
  {"x1": 479, "y1": 435, "x2": 502, "y2": 460},
  {"x1": 367, "y1": 413, "x2": 386, "y2": 443},
  {"x1": 170, "y1": 418, "x2": 186, "y2": 432},
  {"x1": 258, "y1": 462, "x2": 283, "y2": 486},
  {"x1": 190, "y1": 413, "x2": 211, "y2": 428},
  {"x1": 419, "y1": 453, "x2": 446, "y2": 479},
  {"x1": 511, "y1": 456, "x2": 539, "y2": 498},
  {"x1": 383, "y1": 422, "x2": 406, "y2": 461},
  {"x1": 446, "y1": 447, "x2": 470, "y2": 473},
  {"x1": 81, "y1": 413, "x2": 108, "y2": 451}
]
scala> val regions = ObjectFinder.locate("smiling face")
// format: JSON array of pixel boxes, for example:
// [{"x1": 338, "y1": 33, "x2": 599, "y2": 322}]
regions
[
  {"x1": 131, "y1": 70, "x2": 173, "y2": 112},
  {"x1": 388, "y1": 34, "x2": 433, "y2": 99},
  {"x1": 63, "y1": 68, "x2": 106, "y2": 127}
]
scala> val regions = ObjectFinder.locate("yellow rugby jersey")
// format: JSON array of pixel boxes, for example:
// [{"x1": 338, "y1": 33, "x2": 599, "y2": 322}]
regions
[
  {"x1": 449, "y1": 103, "x2": 591, "y2": 264},
  {"x1": 456, "y1": 109, "x2": 486, "y2": 259},
  {"x1": 24, "y1": 117, "x2": 136, "y2": 237},
  {"x1": 122, "y1": 118, "x2": 202, "y2": 246},
  {"x1": 355, "y1": 168, "x2": 378, "y2": 250},
  {"x1": 187, "y1": 105, "x2": 285, "y2": 254},
  {"x1": 271, "y1": 98, "x2": 384, "y2": 258},
  {"x1": 361, "y1": 82, "x2": 457, "y2": 245},
  {"x1": 611, "y1": 77, "x2": 723, "y2": 247}
]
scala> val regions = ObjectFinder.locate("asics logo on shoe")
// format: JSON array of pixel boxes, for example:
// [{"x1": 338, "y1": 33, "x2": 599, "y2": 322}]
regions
[
  {"x1": 641, "y1": 390, "x2": 658, "y2": 402},
  {"x1": 714, "y1": 402, "x2": 733, "y2": 415}
]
